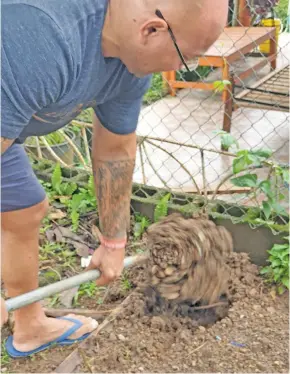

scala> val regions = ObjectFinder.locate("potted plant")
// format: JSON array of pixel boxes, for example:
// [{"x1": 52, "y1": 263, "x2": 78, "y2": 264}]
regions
[{"x1": 25, "y1": 129, "x2": 77, "y2": 166}]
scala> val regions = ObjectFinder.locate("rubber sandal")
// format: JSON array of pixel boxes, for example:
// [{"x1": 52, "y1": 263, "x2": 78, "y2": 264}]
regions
[{"x1": 5, "y1": 316, "x2": 94, "y2": 358}]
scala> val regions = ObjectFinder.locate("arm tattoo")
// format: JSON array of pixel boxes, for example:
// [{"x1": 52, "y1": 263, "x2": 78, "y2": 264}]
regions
[{"x1": 94, "y1": 158, "x2": 135, "y2": 239}]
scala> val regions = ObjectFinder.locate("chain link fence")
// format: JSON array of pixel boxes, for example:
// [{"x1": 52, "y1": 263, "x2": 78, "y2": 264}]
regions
[{"x1": 25, "y1": 2, "x2": 289, "y2": 235}]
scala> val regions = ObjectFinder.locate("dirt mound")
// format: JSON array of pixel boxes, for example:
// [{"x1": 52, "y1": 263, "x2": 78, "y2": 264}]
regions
[{"x1": 145, "y1": 213, "x2": 233, "y2": 305}]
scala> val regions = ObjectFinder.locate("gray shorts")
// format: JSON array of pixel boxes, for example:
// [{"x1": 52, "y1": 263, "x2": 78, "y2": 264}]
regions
[{"x1": 1, "y1": 144, "x2": 46, "y2": 212}]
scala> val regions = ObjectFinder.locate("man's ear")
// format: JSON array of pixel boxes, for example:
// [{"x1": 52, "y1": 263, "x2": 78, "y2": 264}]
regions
[{"x1": 139, "y1": 18, "x2": 167, "y2": 45}]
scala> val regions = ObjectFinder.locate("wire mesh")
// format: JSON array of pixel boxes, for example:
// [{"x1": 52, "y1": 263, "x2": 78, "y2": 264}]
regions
[{"x1": 25, "y1": 8, "x2": 290, "y2": 234}]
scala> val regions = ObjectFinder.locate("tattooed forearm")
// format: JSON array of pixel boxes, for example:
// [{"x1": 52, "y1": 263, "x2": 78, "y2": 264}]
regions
[{"x1": 94, "y1": 158, "x2": 135, "y2": 239}]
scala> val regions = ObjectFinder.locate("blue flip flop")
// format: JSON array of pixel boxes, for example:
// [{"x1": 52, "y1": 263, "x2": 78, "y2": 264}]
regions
[{"x1": 6, "y1": 317, "x2": 92, "y2": 358}]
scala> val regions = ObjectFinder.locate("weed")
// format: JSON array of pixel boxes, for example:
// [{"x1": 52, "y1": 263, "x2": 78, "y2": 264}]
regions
[
  {"x1": 154, "y1": 193, "x2": 171, "y2": 222},
  {"x1": 133, "y1": 213, "x2": 151, "y2": 240},
  {"x1": 261, "y1": 236, "x2": 289, "y2": 294},
  {"x1": 121, "y1": 272, "x2": 132, "y2": 292},
  {"x1": 73, "y1": 281, "x2": 98, "y2": 305},
  {"x1": 1, "y1": 340, "x2": 10, "y2": 366},
  {"x1": 51, "y1": 163, "x2": 78, "y2": 197},
  {"x1": 48, "y1": 294, "x2": 60, "y2": 307}
]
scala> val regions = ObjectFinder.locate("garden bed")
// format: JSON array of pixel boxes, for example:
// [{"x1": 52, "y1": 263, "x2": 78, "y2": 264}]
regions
[
  {"x1": 1, "y1": 225, "x2": 289, "y2": 373},
  {"x1": 1, "y1": 162, "x2": 288, "y2": 373}
]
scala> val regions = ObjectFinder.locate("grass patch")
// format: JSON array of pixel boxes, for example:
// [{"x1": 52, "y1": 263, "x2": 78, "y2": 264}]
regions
[{"x1": 1, "y1": 340, "x2": 10, "y2": 367}]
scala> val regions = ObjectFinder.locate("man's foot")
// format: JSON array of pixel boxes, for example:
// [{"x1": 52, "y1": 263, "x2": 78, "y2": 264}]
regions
[{"x1": 12, "y1": 314, "x2": 98, "y2": 352}]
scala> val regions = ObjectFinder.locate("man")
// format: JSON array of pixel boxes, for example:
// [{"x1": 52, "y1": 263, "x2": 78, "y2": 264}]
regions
[{"x1": 1, "y1": 0, "x2": 228, "y2": 357}]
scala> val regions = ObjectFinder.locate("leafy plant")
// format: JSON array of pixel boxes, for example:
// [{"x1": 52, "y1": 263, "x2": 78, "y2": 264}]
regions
[
  {"x1": 260, "y1": 236, "x2": 289, "y2": 294},
  {"x1": 214, "y1": 130, "x2": 239, "y2": 151},
  {"x1": 121, "y1": 272, "x2": 132, "y2": 292},
  {"x1": 134, "y1": 213, "x2": 151, "y2": 239},
  {"x1": 1, "y1": 340, "x2": 10, "y2": 366},
  {"x1": 177, "y1": 66, "x2": 212, "y2": 82},
  {"x1": 51, "y1": 163, "x2": 77, "y2": 196},
  {"x1": 73, "y1": 281, "x2": 98, "y2": 305},
  {"x1": 26, "y1": 131, "x2": 66, "y2": 146},
  {"x1": 213, "y1": 79, "x2": 231, "y2": 93},
  {"x1": 215, "y1": 133, "x2": 288, "y2": 225},
  {"x1": 154, "y1": 193, "x2": 171, "y2": 222},
  {"x1": 143, "y1": 73, "x2": 166, "y2": 105}
]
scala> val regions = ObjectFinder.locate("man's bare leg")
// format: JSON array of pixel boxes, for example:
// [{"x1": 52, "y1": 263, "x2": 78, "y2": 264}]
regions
[{"x1": 1, "y1": 199, "x2": 97, "y2": 352}]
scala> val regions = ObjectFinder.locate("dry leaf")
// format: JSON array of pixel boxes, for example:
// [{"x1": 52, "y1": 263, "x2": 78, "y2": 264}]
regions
[
  {"x1": 59, "y1": 286, "x2": 80, "y2": 308},
  {"x1": 48, "y1": 208, "x2": 66, "y2": 220},
  {"x1": 53, "y1": 226, "x2": 90, "y2": 257}
]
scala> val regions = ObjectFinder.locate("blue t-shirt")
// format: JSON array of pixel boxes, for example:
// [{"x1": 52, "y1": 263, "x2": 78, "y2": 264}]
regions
[{"x1": 2, "y1": 0, "x2": 151, "y2": 142}]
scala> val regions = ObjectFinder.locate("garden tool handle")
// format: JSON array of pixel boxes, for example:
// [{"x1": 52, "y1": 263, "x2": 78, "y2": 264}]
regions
[{"x1": 5, "y1": 255, "x2": 148, "y2": 312}]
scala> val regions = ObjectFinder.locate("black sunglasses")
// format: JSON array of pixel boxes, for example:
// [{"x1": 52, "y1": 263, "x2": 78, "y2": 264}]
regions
[{"x1": 155, "y1": 9, "x2": 191, "y2": 73}]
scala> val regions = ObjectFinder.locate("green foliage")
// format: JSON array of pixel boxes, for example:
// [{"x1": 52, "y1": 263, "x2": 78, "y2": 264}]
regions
[
  {"x1": 76, "y1": 108, "x2": 94, "y2": 123},
  {"x1": 275, "y1": 0, "x2": 289, "y2": 30},
  {"x1": 73, "y1": 281, "x2": 98, "y2": 305},
  {"x1": 154, "y1": 193, "x2": 171, "y2": 223},
  {"x1": 1, "y1": 340, "x2": 10, "y2": 366},
  {"x1": 47, "y1": 164, "x2": 97, "y2": 230},
  {"x1": 121, "y1": 272, "x2": 132, "y2": 292},
  {"x1": 214, "y1": 130, "x2": 239, "y2": 151},
  {"x1": 261, "y1": 236, "x2": 289, "y2": 294},
  {"x1": 51, "y1": 163, "x2": 78, "y2": 196},
  {"x1": 232, "y1": 149, "x2": 273, "y2": 174},
  {"x1": 134, "y1": 213, "x2": 151, "y2": 239},
  {"x1": 177, "y1": 66, "x2": 212, "y2": 82},
  {"x1": 143, "y1": 73, "x2": 166, "y2": 105},
  {"x1": 213, "y1": 79, "x2": 231, "y2": 93},
  {"x1": 231, "y1": 174, "x2": 258, "y2": 187},
  {"x1": 215, "y1": 131, "x2": 288, "y2": 229},
  {"x1": 26, "y1": 131, "x2": 66, "y2": 146}
]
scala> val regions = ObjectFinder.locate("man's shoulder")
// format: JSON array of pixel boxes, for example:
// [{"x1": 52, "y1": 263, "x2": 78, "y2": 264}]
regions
[{"x1": 2, "y1": 0, "x2": 108, "y2": 35}]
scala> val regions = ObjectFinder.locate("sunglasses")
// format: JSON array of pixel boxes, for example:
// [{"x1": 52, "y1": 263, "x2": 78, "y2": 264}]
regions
[{"x1": 155, "y1": 9, "x2": 193, "y2": 73}]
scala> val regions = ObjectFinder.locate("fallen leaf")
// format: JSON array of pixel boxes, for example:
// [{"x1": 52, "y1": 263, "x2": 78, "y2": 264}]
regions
[
  {"x1": 46, "y1": 229, "x2": 55, "y2": 242},
  {"x1": 53, "y1": 226, "x2": 90, "y2": 257},
  {"x1": 48, "y1": 208, "x2": 66, "y2": 220},
  {"x1": 70, "y1": 241, "x2": 90, "y2": 257},
  {"x1": 59, "y1": 286, "x2": 80, "y2": 308}
]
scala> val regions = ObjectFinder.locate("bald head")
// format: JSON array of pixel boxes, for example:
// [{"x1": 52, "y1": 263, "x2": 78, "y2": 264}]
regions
[{"x1": 103, "y1": 0, "x2": 229, "y2": 76}]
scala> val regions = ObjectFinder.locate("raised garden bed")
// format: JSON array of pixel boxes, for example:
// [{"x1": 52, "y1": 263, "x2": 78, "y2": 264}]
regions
[{"x1": 32, "y1": 160, "x2": 288, "y2": 266}]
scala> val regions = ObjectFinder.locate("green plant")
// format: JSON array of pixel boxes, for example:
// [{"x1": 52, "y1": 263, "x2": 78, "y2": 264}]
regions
[
  {"x1": 26, "y1": 131, "x2": 66, "y2": 146},
  {"x1": 177, "y1": 66, "x2": 213, "y2": 82},
  {"x1": 133, "y1": 213, "x2": 151, "y2": 239},
  {"x1": 154, "y1": 193, "x2": 171, "y2": 222},
  {"x1": 51, "y1": 163, "x2": 78, "y2": 196},
  {"x1": 73, "y1": 281, "x2": 98, "y2": 305},
  {"x1": 260, "y1": 236, "x2": 289, "y2": 294},
  {"x1": 214, "y1": 130, "x2": 239, "y2": 151},
  {"x1": 215, "y1": 133, "x2": 289, "y2": 229},
  {"x1": 143, "y1": 73, "x2": 166, "y2": 105},
  {"x1": 230, "y1": 150, "x2": 288, "y2": 221},
  {"x1": 121, "y1": 272, "x2": 132, "y2": 292},
  {"x1": 47, "y1": 164, "x2": 97, "y2": 230},
  {"x1": 48, "y1": 294, "x2": 60, "y2": 307},
  {"x1": 213, "y1": 79, "x2": 231, "y2": 93},
  {"x1": 76, "y1": 108, "x2": 94, "y2": 123},
  {"x1": 275, "y1": 0, "x2": 289, "y2": 31},
  {"x1": 1, "y1": 340, "x2": 10, "y2": 366}
]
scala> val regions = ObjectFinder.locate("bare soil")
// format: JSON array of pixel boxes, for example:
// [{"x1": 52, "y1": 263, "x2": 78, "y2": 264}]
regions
[
  {"x1": 2, "y1": 252, "x2": 289, "y2": 374},
  {"x1": 1, "y1": 215, "x2": 289, "y2": 373}
]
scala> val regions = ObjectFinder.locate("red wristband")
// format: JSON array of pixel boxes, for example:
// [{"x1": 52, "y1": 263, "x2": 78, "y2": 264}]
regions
[{"x1": 100, "y1": 235, "x2": 127, "y2": 250}]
